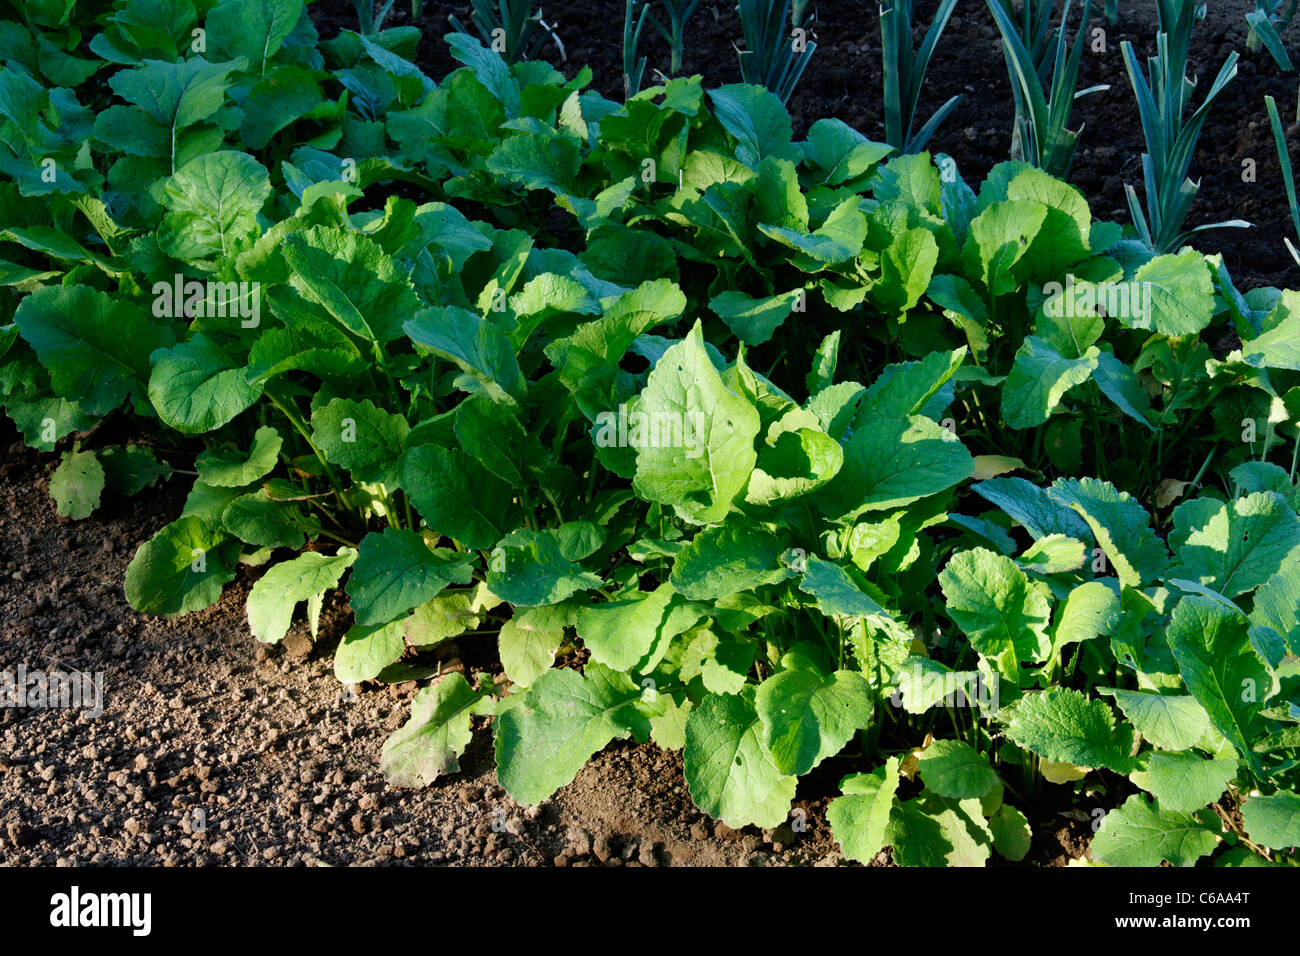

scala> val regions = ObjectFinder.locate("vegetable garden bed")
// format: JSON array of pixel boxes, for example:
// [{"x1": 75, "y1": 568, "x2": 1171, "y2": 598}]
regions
[{"x1": 2, "y1": 0, "x2": 1300, "y2": 870}]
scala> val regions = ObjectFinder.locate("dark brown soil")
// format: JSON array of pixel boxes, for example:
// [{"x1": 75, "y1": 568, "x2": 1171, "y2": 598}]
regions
[{"x1": 315, "y1": 0, "x2": 1300, "y2": 290}]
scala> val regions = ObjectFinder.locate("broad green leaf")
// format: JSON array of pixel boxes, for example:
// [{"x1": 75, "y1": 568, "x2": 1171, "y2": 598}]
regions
[
  {"x1": 311, "y1": 397, "x2": 408, "y2": 485},
  {"x1": 147, "y1": 333, "x2": 263, "y2": 434},
  {"x1": 1049, "y1": 477, "x2": 1168, "y2": 588},
  {"x1": 964, "y1": 199, "x2": 1048, "y2": 297},
  {"x1": 1241, "y1": 793, "x2": 1300, "y2": 850},
  {"x1": 284, "y1": 226, "x2": 422, "y2": 346},
  {"x1": 346, "y1": 528, "x2": 474, "y2": 626},
  {"x1": 818, "y1": 411, "x2": 974, "y2": 517},
  {"x1": 1166, "y1": 596, "x2": 1269, "y2": 773},
  {"x1": 220, "y1": 490, "x2": 316, "y2": 548},
  {"x1": 799, "y1": 556, "x2": 886, "y2": 616},
  {"x1": 1001, "y1": 336, "x2": 1098, "y2": 429},
  {"x1": 15, "y1": 285, "x2": 170, "y2": 414},
  {"x1": 208, "y1": 0, "x2": 305, "y2": 75},
  {"x1": 1252, "y1": 563, "x2": 1300, "y2": 654},
  {"x1": 1093, "y1": 351, "x2": 1155, "y2": 430},
  {"x1": 49, "y1": 446, "x2": 104, "y2": 520},
  {"x1": 858, "y1": 348, "x2": 965, "y2": 422},
  {"x1": 710, "y1": 288, "x2": 802, "y2": 346},
  {"x1": 159, "y1": 151, "x2": 271, "y2": 262},
  {"x1": 916, "y1": 739, "x2": 999, "y2": 799},
  {"x1": 972, "y1": 477, "x2": 1092, "y2": 541},
  {"x1": 495, "y1": 664, "x2": 648, "y2": 805},
  {"x1": 486, "y1": 529, "x2": 602, "y2": 607},
  {"x1": 334, "y1": 619, "x2": 405, "y2": 684},
  {"x1": 400, "y1": 444, "x2": 517, "y2": 550},
  {"x1": 405, "y1": 305, "x2": 524, "y2": 403},
  {"x1": 632, "y1": 322, "x2": 761, "y2": 525},
  {"x1": 246, "y1": 548, "x2": 357, "y2": 643},
  {"x1": 1004, "y1": 687, "x2": 1136, "y2": 772},
  {"x1": 196, "y1": 425, "x2": 281, "y2": 487},
  {"x1": 124, "y1": 515, "x2": 236, "y2": 616},
  {"x1": 381, "y1": 673, "x2": 494, "y2": 787},
  {"x1": 887, "y1": 794, "x2": 993, "y2": 867},
  {"x1": 1091, "y1": 794, "x2": 1219, "y2": 866},
  {"x1": 939, "y1": 548, "x2": 1051, "y2": 682},
  {"x1": 755, "y1": 664, "x2": 872, "y2": 775},
  {"x1": 1168, "y1": 492, "x2": 1300, "y2": 599},
  {"x1": 499, "y1": 604, "x2": 569, "y2": 688},
  {"x1": 684, "y1": 689, "x2": 796, "y2": 829},
  {"x1": 1051, "y1": 581, "x2": 1121, "y2": 650},
  {"x1": 827, "y1": 757, "x2": 901, "y2": 864},
  {"x1": 575, "y1": 582, "x2": 702, "y2": 673},
  {"x1": 759, "y1": 196, "x2": 869, "y2": 264},
  {"x1": 668, "y1": 521, "x2": 791, "y2": 601},
  {"x1": 746, "y1": 416, "x2": 843, "y2": 504},
  {"x1": 100, "y1": 445, "x2": 171, "y2": 496},
  {"x1": 707, "y1": 84, "x2": 799, "y2": 169},
  {"x1": 454, "y1": 395, "x2": 527, "y2": 486},
  {"x1": 1130, "y1": 248, "x2": 1214, "y2": 336},
  {"x1": 405, "y1": 592, "x2": 483, "y2": 647},
  {"x1": 1139, "y1": 752, "x2": 1238, "y2": 813},
  {"x1": 989, "y1": 804, "x2": 1032, "y2": 862},
  {"x1": 1101, "y1": 689, "x2": 1212, "y2": 752}
]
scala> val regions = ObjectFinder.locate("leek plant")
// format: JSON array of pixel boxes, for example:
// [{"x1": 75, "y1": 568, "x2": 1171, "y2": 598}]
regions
[
  {"x1": 353, "y1": 0, "x2": 397, "y2": 35},
  {"x1": 1265, "y1": 93, "x2": 1300, "y2": 265},
  {"x1": 1156, "y1": 0, "x2": 1204, "y2": 67},
  {"x1": 736, "y1": 0, "x2": 816, "y2": 103},
  {"x1": 1247, "y1": 0, "x2": 1299, "y2": 72},
  {"x1": 624, "y1": 0, "x2": 652, "y2": 99},
  {"x1": 1120, "y1": 32, "x2": 1248, "y2": 252},
  {"x1": 656, "y1": 0, "x2": 700, "y2": 73},
  {"x1": 880, "y1": 0, "x2": 961, "y2": 153},
  {"x1": 994, "y1": 0, "x2": 1056, "y2": 76},
  {"x1": 987, "y1": 0, "x2": 1107, "y2": 178},
  {"x1": 449, "y1": 0, "x2": 560, "y2": 64}
]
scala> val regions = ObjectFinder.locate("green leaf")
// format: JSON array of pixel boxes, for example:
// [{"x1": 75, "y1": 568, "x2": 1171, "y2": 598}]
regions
[
  {"x1": 669, "y1": 521, "x2": 791, "y2": 601},
  {"x1": 939, "y1": 548, "x2": 1051, "y2": 682},
  {"x1": 405, "y1": 591, "x2": 484, "y2": 647},
  {"x1": 817, "y1": 411, "x2": 973, "y2": 518},
  {"x1": 1139, "y1": 752, "x2": 1238, "y2": 813},
  {"x1": 49, "y1": 446, "x2": 104, "y2": 520},
  {"x1": 1101, "y1": 689, "x2": 1212, "y2": 752},
  {"x1": 1130, "y1": 248, "x2": 1214, "y2": 336},
  {"x1": 246, "y1": 548, "x2": 357, "y2": 643},
  {"x1": 709, "y1": 288, "x2": 802, "y2": 346},
  {"x1": 827, "y1": 757, "x2": 901, "y2": 864},
  {"x1": 1004, "y1": 687, "x2": 1137, "y2": 772},
  {"x1": 799, "y1": 556, "x2": 886, "y2": 616},
  {"x1": 575, "y1": 582, "x2": 702, "y2": 673},
  {"x1": 405, "y1": 305, "x2": 524, "y2": 403},
  {"x1": 886, "y1": 794, "x2": 993, "y2": 867},
  {"x1": 1049, "y1": 477, "x2": 1168, "y2": 588},
  {"x1": 147, "y1": 333, "x2": 263, "y2": 434},
  {"x1": 499, "y1": 605, "x2": 569, "y2": 688},
  {"x1": 916, "y1": 739, "x2": 999, "y2": 799},
  {"x1": 1020, "y1": 534, "x2": 1088, "y2": 575},
  {"x1": 486, "y1": 529, "x2": 602, "y2": 607},
  {"x1": 755, "y1": 663, "x2": 872, "y2": 775},
  {"x1": 759, "y1": 195, "x2": 869, "y2": 264},
  {"x1": 1241, "y1": 793, "x2": 1300, "y2": 850},
  {"x1": 311, "y1": 397, "x2": 408, "y2": 485},
  {"x1": 988, "y1": 804, "x2": 1032, "y2": 862},
  {"x1": 399, "y1": 444, "x2": 517, "y2": 550},
  {"x1": 220, "y1": 490, "x2": 316, "y2": 548},
  {"x1": 124, "y1": 515, "x2": 236, "y2": 616},
  {"x1": 964, "y1": 199, "x2": 1048, "y2": 297},
  {"x1": 973, "y1": 477, "x2": 1092, "y2": 541},
  {"x1": 684, "y1": 689, "x2": 797, "y2": 829},
  {"x1": 159, "y1": 151, "x2": 271, "y2": 262},
  {"x1": 858, "y1": 348, "x2": 965, "y2": 422},
  {"x1": 100, "y1": 445, "x2": 171, "y2": 496},
  {"x1": 208, "y1": 0, "x2": 304, "y2": 75},
  {"x1": 15, "y1": 285, "x2": 170, "y2": 415},
  {"x1": 1252, "y1": 563, "x2": 1300, "y2": 654},
  {"x1": 1168, "y1": 492, "x2": 1300, "y2": 599},
  {"x1": 335, "y1": 619, "x2": 405, "y2": 684},
  {"x1": 707, "y1": 84, "x2": 799, "y2": 169},
  {"x1": 1091, "y1": 794, "x2": 1219, "y2": 866},
  {"x1": 381, "y1": 673, "x2": 494, "y2": 787},
  {"x1": 284, "y1": 226, "x2": 422, "y2": 346},
  {"x1": 495, "y1": 664, "x2": 648, "y2": 806},
  {"x1": 1166, "y1": 596, "x2": 1269, "y2": 773},
  {"x1": 1001, "y1": 336, "x2": 1098, "y2": 429},
  {"x1": 1093, "y1": 351, "x2": 1155, "y2": 431},
  {"x1": 631, "y1": 323, "x2": 761, "y2": 524},
  {"x1": 801, "y1": 118, "x2": 893, "y2": 186},
  {"x1": 1051, "y1": 581, "x2": 1121, "y2": 650},
  {"x1": 196, "y1": 425, "x2": 282, "y2": 487},
  {"x1": 346, "y1": 529, "x2": 474, "y2": 626}
]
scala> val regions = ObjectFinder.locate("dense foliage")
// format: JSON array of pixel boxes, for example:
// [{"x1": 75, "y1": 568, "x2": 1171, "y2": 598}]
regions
[{"x1": 2, "y1": 0, "x2": 1299, "y2": 866}]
